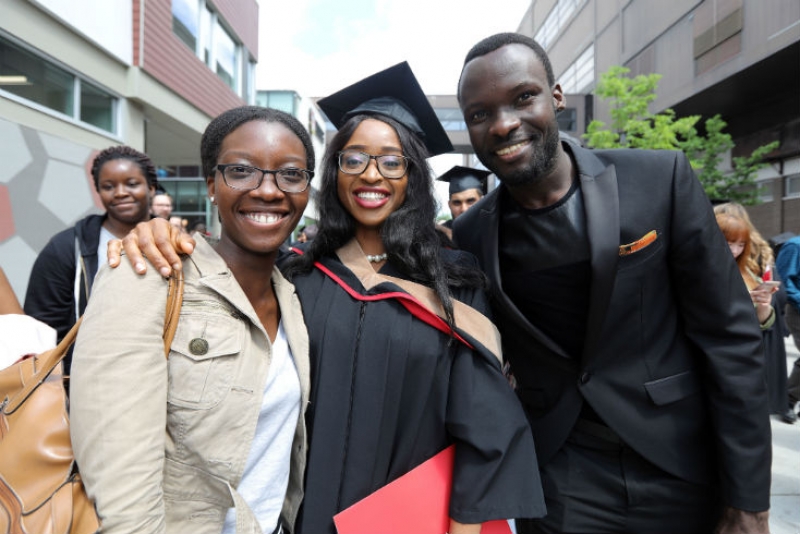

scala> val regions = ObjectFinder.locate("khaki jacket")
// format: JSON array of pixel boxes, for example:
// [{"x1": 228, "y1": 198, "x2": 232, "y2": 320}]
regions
[{"x1": 71, "y1": 237, "x2": 310, "y2": 534}]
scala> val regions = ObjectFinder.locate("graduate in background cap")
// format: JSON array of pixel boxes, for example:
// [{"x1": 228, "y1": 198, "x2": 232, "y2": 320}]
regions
[
  {"x1": 110, "y1": 61, "x2": 545, "y2": 534},
  {"x1": 437, "y1": 165, "x2": 491, "y2": 230}
]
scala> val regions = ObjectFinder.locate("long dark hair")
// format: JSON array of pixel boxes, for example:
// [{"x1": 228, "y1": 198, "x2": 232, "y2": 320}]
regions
[{"x1": 285, "y1": 114, "x2": 485, "y2": 330}]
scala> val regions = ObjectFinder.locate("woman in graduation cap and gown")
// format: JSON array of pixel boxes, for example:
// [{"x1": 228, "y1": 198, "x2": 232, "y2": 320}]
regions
[
  {"x1": 286, "y1": 62, "x2": 544, "y2": 534},
  {"x1": 109, "y1": 63, "x2": 545, "y2": 534}
]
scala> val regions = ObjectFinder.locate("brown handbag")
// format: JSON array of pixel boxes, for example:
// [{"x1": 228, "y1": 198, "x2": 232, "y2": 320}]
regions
[{"x1": 0, "y1": 272, "x2": 184, "y2": 534}]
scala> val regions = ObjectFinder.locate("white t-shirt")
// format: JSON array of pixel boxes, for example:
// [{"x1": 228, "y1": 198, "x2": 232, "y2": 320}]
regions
[
  {"x1": 222, "y1": 321, "x2": 300, "y2": 534},
  {"x1": 97, "y1": 226, "x2": 116, "y2": 269}
]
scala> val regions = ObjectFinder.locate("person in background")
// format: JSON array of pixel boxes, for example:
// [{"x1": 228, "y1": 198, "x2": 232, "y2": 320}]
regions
[
  {"x1": 436, "y1": 166, "x2": 490, "y2": 241},
  {"x1": 776, "y1": 233, "x2": 800, "y2": 424},
  {"x1": 293, "y1": 225, "x2": 308, "y2": 245},
  {"x1": 454, "y1": 32, "x2": 770, "y2": 533},
  {"x1": 24, "y1": 145, "x2": 156, "y2": 373},
  {"x1": 299, "y1": 223, "x2": 317, "y2": 243},
  {"x1": 109, "y1": 62, "x2": 545, "y2": 534},
  {"x1": 70, "y1": 106, "x2": 313, "y2": 534},
  {"x1": 714, "y1": 202, "x2": 793, "y2": 421},
  {"x1": 151, "y1": 191, "x2": 173, "y2": 219},
  {"x1": 190, "y1": 220, "x2": 211, "y2": 237},
  {"x1": 290, "y1": 224, "x2": 318, "y2": 247},
  {"x1": 714, "y1": 202, "x2": 783, "y2": 282},
  {"x1": 715, "y1": 211, "x2": 788, "y2": 419},
  {"x1": 169, "y1": 215, "x2": 188, "y2": 233},
  {"x1": 438, "y1": 165, "x2": 490, "y2": 228}
]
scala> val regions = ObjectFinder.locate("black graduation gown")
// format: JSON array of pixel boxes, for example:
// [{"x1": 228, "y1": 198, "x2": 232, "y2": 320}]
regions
[{"x1": 292, "y1": 249, "x2": 544, "y2": 534}]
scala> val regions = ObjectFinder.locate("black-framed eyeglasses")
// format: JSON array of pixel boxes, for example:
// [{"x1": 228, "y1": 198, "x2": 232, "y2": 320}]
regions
[
  {"x1": 337, "y1": 150, "x2": 410, "y2": 180},
  {"x1": 216, "y1": 164, "x2": 313, "y2": 193}
]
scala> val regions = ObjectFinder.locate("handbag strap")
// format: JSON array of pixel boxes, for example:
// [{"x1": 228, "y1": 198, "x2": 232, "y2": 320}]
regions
[
  {"x1": 163, "y1": 270, "x2": 184, "y2": 357},
  {"x1": 4, "y1": 272, "x2": 185, "y2": 415}
]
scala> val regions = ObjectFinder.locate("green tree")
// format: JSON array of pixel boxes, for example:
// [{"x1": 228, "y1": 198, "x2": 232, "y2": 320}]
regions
[{"x1": 583, "y1": 66, "x2": 778, "y2": 204}]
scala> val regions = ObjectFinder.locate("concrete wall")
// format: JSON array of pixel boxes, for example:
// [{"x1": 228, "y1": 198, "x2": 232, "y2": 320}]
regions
[{"x1": 0, "y1": 117, "x2": 105, "y2": 303}]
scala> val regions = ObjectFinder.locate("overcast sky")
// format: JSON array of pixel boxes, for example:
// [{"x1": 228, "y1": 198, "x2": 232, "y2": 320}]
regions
[
  {"x1": 255, "y1": 0, "x2": 530, "y2": 215},
  {"x1": 255, "y1": 0, "x2": 530, "y2": 98}
]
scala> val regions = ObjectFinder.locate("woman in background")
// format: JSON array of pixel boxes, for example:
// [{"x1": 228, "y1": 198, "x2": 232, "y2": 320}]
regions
[
  {"x1": 24, "y1": 145, "x2": 156, "y2": 372},
  {"x1": 715, "y1": 209, "x2": 789, "y2": 419}
]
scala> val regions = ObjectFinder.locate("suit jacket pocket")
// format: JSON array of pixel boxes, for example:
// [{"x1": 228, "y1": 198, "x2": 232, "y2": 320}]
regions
[
  {"x1": 617, "y1": 236, "x2": 663, "y2": 272},
  {"x1": 644, "y1": 369, "x2": 701, "y2": 406}
]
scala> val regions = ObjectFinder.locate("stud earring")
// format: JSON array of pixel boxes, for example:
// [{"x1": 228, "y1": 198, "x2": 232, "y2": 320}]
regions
[{"x1": 210, "y1": 196, "x2": 215, "y2": 203}]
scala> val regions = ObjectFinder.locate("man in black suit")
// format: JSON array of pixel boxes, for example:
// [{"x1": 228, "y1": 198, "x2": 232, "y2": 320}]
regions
[{"x1": 454, "y1": 33, "x2": 771, "y2": 534}]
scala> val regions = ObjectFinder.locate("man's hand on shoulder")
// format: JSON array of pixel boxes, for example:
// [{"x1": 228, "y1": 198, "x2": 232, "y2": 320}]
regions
[
  {"x1": 107, "y1": 218, "x2": 195, "y2": 277},
  {"x1": 715, "y1": 507, "x2": 769, "y2": 534}
]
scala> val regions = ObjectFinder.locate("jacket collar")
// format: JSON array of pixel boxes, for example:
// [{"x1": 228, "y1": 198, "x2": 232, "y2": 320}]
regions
[{"x1": 187, "y1": 239, "x2": 309, "y2": 394}]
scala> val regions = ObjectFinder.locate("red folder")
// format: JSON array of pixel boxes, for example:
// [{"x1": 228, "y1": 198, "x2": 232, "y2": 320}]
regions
[{"x1": 333, "y1": 445, "x2": 513, "y2": 534}]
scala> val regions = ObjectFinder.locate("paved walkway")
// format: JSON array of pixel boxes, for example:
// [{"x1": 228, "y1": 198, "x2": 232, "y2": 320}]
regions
[{"x1": 770, "y1": 337, "x2": 800, "y2": 534}]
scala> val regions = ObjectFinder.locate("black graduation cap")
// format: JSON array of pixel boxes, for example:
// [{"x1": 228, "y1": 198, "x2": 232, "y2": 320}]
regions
[
  {"x1": 436, "y1": 166, "x2": 491, "y2": 195},
  {"x1": 317, "y1": 62, "x2": 453, "y2": 157}
]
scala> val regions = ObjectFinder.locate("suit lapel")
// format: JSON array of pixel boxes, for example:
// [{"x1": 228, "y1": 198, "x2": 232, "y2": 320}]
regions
[{"x1": 577, "y1": 151, "x2": 620, "y2": 364}]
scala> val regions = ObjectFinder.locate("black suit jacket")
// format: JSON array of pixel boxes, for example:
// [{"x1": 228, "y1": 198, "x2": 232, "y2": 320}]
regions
[{"x1": 453, "y1": 141, "x2": 771, "y2": 511}]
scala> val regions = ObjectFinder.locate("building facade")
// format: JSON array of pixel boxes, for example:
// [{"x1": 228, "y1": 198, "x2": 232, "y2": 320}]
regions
[
  {"x1": 256, "y1": 89, "x2": 328, "y2": 234},
  {"x1": 518, "y1": 0, "x2": 800, "y2": 236},
  {"x1": 0, "y1": 0, "x2": 258, "y2": 301}
]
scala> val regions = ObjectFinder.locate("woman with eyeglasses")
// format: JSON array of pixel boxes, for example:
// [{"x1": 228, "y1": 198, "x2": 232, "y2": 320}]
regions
[
  {"x1": 287, "y1": 63, "x2": 543, "y2": 534},
  {"x1": 69, "y1": 106, "x2": 313, "y2": 534},
  {"x1": 109, "y1": 64, "x2": 545, "y2": 534}
]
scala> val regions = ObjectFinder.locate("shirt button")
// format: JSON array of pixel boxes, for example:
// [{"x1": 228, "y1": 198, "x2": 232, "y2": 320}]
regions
[
  {"x1": 579, "y1": 372, "x2": 592, "y2": 384},
  {"x1": 189, "y1": 338, "x2": 209, "y2": 355}
]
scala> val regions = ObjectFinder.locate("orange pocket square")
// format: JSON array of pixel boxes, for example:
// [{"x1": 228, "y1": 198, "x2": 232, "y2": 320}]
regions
[{"x1": 619, "y1": 230, "x2": 658, "y2": 256}]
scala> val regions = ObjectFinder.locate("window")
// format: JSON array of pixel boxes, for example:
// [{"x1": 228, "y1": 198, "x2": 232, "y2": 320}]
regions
[
  {"x1": 257, "y1": 91, "x2": 299, "y2": 115},
  {"x1": 175, "y1": 180, "x2": 206, "y2": 213},
  {"x1": 559, "y1": 45, "x2": 594, "y2": 94},
  {"x1": 557, "y1": 108, "x2": 577, "y2": 131},
  {"x1": 172, "y1": 0, "x2": 200, "y2": 51},
  {"x1": 200, "y1": 4, "x2": 213, "y2": 63},
  {"x1": 214, "y1": 23, "x2": 237, "y2": 90},
  {"x1": 786, "y1": 174, "x2": 800, "y2": 198},
  {"x1": 173, "y1": 1, "x2": 250, "y2": 96},
  {"x1": 0, "y1": 34, "x2": 117, "y2": 134},
  {"x1": 242, "y1": 58, "x2": 256, "y2": 104},
  {"x1": 158, "y1": 167, "x2": 206, "y2": 219},
  {"x1": 81, "y1": 80, "x2": 115, "y2": 132},
  {"x1": 535, "y1": 0, "x2": 586, "y2": 49},
  {"x1": 0, "y1": 36, "x2": 73, "y2": 116},
  {"x1": 756, "y1": 179, "x2": 774, "y2": 203}
]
